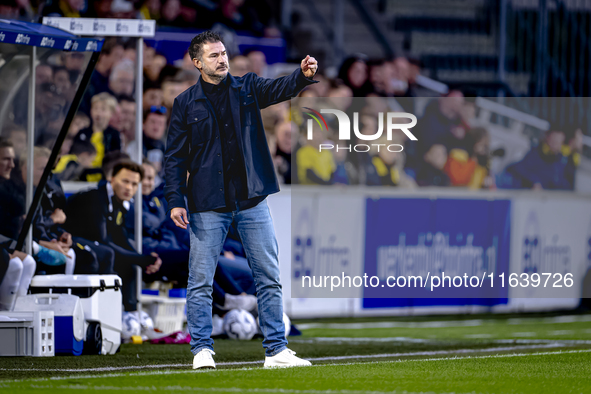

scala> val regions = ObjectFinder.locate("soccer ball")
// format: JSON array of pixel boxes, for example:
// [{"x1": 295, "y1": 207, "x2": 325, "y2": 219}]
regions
[
  {"x1": 223, "y1": 309, "x2": 257, "y2": 340},
  {"x1": 139, "y1": 310, "x2": 154, "y2": 331},
  {"x1": 122, "y1": 311, "x2": 141, "y2": 339},
  {"x1": 256, "y1": 313, "x2": 292, "y2": 338}
]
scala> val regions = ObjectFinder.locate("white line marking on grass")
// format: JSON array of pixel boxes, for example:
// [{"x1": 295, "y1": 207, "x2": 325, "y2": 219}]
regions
[
  {"x1": 507, "y1": 315, "x2": 591, "y2": 324},
  {"x1": 5, "y1": 349, "x2": 591, "y2": 390},
  {"x1": 0, "y1": 343, "x2": 575, "y2": 374},
  {"x1": 289, "y1": 337, "x2": 433, "y2": 344},
  {"x1": 298, "y1": 314, "x2": 591, "y2": 330},
  {"x1": 18, "y1": 383, "x2": 493, "y2": 394},
  {"x1": 292, "y1": 337, "x2": 591, "y2": 345},
  {"x1": 306, "y1": 343, "x2": 567, "y2": 362},
  {"x1": 32, "y1": 384, "x2": 474, "y2": 394},
  {"x1": 548, "y1": 330, "x2": 575, "y2": 336},
  {"x1": 297, "y1": 320, "x2": 486, "y2": 330},
  {"x1": 495, "y1": 339, "x2": 591, "y2": 345}
]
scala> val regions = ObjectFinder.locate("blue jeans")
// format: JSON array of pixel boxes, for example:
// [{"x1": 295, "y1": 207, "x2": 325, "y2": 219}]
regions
[{"x1": 187, "y1": 199, "x2": 287, "y2": 356}]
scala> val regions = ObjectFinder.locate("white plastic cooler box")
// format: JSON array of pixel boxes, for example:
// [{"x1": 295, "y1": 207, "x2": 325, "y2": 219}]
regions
[
  {"x1": 28, "y1": 275, "x2": 122, "y2": 355},
  {"x1": 14, "y1": 294, "x2": 84, "y2": 356}
]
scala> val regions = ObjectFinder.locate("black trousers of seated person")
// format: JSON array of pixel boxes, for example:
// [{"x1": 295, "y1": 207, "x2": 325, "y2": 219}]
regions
[
  {"x1": 143, "y1": 248, "x2": 189, "y2": 287},
  {"x1": 72, "y1": 237, "x2": 115, "y2": 274},
  {"x1": 74, "y1": 237, "x2": 150, "y2": 312},
  {"x1": 108, "y1": 243, "x2": 156, "y2": 312}
]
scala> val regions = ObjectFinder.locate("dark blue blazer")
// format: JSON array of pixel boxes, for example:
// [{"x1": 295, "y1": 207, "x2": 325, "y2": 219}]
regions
[{"x1": 164, "y1": 68, "x2": 316, "y2": 213}]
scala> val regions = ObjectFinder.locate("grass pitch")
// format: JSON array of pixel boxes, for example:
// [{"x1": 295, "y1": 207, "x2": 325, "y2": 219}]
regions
[{"x1": 1, "y1": 311, "x2": 591, "y2": 393}]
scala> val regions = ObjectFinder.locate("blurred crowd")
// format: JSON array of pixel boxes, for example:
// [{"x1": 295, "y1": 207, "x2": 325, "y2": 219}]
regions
[
  {"x1": 0, "y1": 12, "x2": 584, "y2": 318},
  {"x1": 289, "y1": 56, "x2": 583, "y2": 191},
  {"x1": 1, "y1": 0, "x2": 281, "y2": 38},
  {"x1": 0, "y1": 1, "x2": 582, "y2": 194},
  {"x1": 0, "y1": 36, "x2": 279, "y2": 318}
]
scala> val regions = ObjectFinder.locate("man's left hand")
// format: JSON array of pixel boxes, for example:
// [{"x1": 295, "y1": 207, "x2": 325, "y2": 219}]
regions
[{"x1": 301, "y1": 55, "x2": 318, "y2": 79}]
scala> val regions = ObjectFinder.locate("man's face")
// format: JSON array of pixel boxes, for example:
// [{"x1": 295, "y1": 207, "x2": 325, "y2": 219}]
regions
[
  {"x1": 108, "y1": 103, "x2": 122, "y2": 131},
  {"x1": 0, "y1": 147, "x2": 15, "y2": 179},
  {"x1": 36, "y1": 65, "x2": 53, "y2": 85},
  {"x1": 473, "y1": 135, "x2": 490, "y2": 156},
  {"x1": 67, "y1": 0, "x2": 84, "y2": 11},
  {"x1": 78, "y1": 152, "x2": 96, "y2": 168},
  {"x1": 143, "y1": 113, "x2": 167, "y2": 140},
  {"x1": 194, "y1": 41, "x2": 229, "y2": 82},
  {"x1": 570, "y1": 129, "x2": 584, "y2": 152},
  {"x1": 90, "y1": 101, "x2": 113, "y2": 131},
  {"x1": 119, "y1": 101, "x2": 136, "y2": 132},
  {"x1": 424, "y1": 144, "x2": 447, "y2": 170},
  {"x1": 54, "y1": 70, "x2": 71, "y2": 93},
  {"x1": 142, "y1": 164, "x2": 156, "y2": 195},
  {"x1": 105, "y1": 46, "x2": 124, "y2": 70},
  {"x1": 36, "y1": 84, "x2": 66, "y2": 117},
  {"x1": 110, "y1": 70, "x2": 134, "y2": 96},
  {"x1": 143, "y1": 89, "x2": 163, "y2": 110},
  {"x1": 111, "y1": 168, "x2": 141, "y2": 201},
  {"x1": 275, "y1": 122, "x2": 294, "y2": 153},
  {"x1": 347, "y1": 61, "x2": 367, "y2": 88},
  {"x1": 369, "y1": 64, "x2": 385, "y2": 90},
  {"x1": 439, "y1": 93, "x2": 464, "y2": 119},
  {"x1": 230, "y1": 56, "x2": 251, "y2": 77},
  {"x1": 146, "y1": 55, "x2": 167, "y2": 81},
  {"x1": 162, "y1": 82, "x2": 185, "y2": 108},
  {"x1": 247, "y1": 51, "x2": 266, "y2": 76},
  {"x1": 64, "y1": 53, "x2": 86, "y2": 71},
  {"x1": 546, "y1": 131, "x2": 565, "y2": 154}
]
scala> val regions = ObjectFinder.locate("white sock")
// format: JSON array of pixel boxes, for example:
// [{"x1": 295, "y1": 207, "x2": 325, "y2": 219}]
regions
[
  {"x1": 0, "y1": 257, "x2": 23, "y2": 311},
  {"x1": 65, "y1": 248, "x2": 75, "y2": 275},
  {"x1": 32, "y1": 241, "x2": 39, "y2": 255},
  {"x1": 17, "y1": 255, "x2": 36, "y2": 297}
]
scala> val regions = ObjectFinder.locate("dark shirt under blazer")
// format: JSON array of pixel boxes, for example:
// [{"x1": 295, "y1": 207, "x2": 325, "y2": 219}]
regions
[{"x1": 200, "y1": 76, "x2": 265, "y2": 212}]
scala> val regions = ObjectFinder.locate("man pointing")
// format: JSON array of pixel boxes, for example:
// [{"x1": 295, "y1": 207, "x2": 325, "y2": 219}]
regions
[{"x1": 164, "y1": 31, "x2": 318, "y2": 369}]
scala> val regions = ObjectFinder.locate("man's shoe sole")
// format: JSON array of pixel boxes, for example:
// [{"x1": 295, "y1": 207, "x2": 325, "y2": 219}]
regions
[{"x1": 193, "y1": 364, "x2": 216, "y2": 370}]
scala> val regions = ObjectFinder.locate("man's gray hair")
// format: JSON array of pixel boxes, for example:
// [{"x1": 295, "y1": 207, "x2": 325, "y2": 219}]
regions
[{"x1": 110, "y1": 59, "x2": 135, "y2": 83}]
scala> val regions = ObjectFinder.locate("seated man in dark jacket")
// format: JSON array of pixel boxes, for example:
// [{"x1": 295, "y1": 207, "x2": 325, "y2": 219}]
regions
[
  {"x1": 502, "y1": 126, "x2": 570, "y2": 190},
  {"x1": 64, "y1": 161, "x2": 162, "y2": 311},
  {"x1": 34, "y1": 172, "x2": 114, "y2": 275}
]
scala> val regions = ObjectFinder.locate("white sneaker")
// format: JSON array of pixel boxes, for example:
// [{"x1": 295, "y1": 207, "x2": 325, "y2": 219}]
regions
[
  {"x1": 193, "y1": 348, "x2": 216, "y2": 369},
  {"x1": 264, "y1": 348, "x2": 312, "y2": 368},
  {"x1": 223, "y1": 293, "x2": 258, "y2": 311}
]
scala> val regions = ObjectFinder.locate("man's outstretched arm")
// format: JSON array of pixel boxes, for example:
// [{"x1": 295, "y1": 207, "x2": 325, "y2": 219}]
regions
[{"x1": 252, "y1": 55, "x2": 319, "y2": 109}]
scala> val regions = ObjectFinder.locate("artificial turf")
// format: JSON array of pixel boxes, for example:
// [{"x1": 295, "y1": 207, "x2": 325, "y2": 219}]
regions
[{"x1": 1, "y1": 312, "x2": 590, "y2": 394}]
